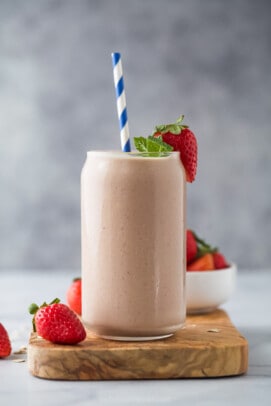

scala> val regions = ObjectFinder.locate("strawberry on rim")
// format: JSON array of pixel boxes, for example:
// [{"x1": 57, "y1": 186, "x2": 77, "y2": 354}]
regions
[{"x1": 153, "y1": 115, "x2": 198, "y2": 182}]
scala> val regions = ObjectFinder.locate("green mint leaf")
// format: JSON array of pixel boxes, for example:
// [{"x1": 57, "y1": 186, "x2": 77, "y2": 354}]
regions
[
  {"x1": 148, "y1": 136, "x2": 173, "y2": 152},
  {"x1": 134, "y1": 137, "x2": 148, "y2": 153},
  {"x1": 134, "y1": 136, "x2": 173, "y2": 157},
  {"x1": 146, "y1": 138, "x2": 163, "y2": 155}
]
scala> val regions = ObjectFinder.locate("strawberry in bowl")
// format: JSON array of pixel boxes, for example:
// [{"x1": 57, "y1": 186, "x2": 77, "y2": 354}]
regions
[
  {"x1": 186, "y1": 230, "x2": 236, "y2": 314},
  {"x1": 186, "y1": 230, "x2": 229, "y2": 271}
]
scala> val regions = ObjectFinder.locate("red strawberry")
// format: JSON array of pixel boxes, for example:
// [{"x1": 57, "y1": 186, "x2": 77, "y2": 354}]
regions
[
  {"x1": 186, "y1": 230, "x2": 230, "y2": 271},
  {"x1": 153, "y1": 115, "x2": 198, "y2": 182},
  {"x1": 67, "y1": 278, "x2": 82, "y2": 315},
  {"x1": 187, "y1": 229, "x2": 197, "y2": 264},
  {"x1": 0, "y1": 323, "x2": 12, "y2": 358},
  {"x1": 29, "y1": 299, "x2": 86, "y2": 344},
  {"x1": 213, "y1": 252, "x2": 229, "y2": 269}
]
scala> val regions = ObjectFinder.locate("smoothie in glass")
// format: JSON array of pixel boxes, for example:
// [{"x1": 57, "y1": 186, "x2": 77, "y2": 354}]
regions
[{"x1": 81, "y1": 151, "x2": 186, "y2": 340}]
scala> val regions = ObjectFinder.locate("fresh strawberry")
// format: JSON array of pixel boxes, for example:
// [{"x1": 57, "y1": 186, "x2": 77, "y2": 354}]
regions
[
  {"x1": 187, "y1": 229, "x2": 197, "y2": 264},
  {"x1": 186, "y1": 231, "x2": 229, "y2": 271},
  {"x1": 187, "y1": 253, "x2": 215, "y2": 271},
  {"x1": 0, "y1": 323, "x2": 12, "y2": 358},
  {"x1": 67, "y1": 278, "x2": 82, "y2": 315},
  {"x1": 213, "y1": 252, "x2": 229, "y2": 269},
  {"x1": 153, "y1": 115, "x2": 198, "y2": 182},
  {"x1": 29, "y1": 298, "x2": 86, "y2": 345}
]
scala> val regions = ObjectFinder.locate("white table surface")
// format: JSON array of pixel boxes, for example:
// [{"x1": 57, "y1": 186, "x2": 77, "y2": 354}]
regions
[{"x1": 0, "y1": 269, "x2": 270, "y2": 406}]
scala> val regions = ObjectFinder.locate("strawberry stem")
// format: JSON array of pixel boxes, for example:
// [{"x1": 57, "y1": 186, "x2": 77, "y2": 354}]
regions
[
  {"x1": 28, "y1": 298, "x2": 61, "y2": 332},
  {"x1": 176, "y1": 115, "x2": 184, "y2": 124},
  {"x1": 192, "y1": 231, "x2": 218, "y2": 258},
  {"x1": 49, "y1": 298, "x2": 60, "y2": 305}
]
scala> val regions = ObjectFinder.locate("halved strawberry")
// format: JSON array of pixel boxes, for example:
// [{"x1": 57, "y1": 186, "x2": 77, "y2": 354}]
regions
[
  {"x1": 153, "y1": 115, "x2": 198, "y2": 182},
  {"x1": 187, "y1": 253, "x2": 215, "y2": 271}
]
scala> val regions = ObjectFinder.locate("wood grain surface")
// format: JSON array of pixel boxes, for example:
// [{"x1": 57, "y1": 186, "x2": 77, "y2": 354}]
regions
[{"x1": 27, "y1": 310, "x2": 248, "y2": 380}]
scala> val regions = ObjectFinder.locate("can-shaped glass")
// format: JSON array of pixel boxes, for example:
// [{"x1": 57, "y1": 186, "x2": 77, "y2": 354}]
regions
[{"x1": 81, "y1": 151, "x2": 186, "y2": 340}]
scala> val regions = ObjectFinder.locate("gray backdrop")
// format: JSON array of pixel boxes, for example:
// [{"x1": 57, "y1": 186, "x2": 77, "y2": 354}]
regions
[{"x1": 0, "y1": 0, "x2": 270, "y2": 271}]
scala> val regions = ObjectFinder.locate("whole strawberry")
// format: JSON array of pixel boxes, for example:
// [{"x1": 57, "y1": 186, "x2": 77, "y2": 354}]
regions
[
  {"x1": 29, "y1": 299, "x2": 86, "y2": 345},
  {"x1": 153, "y1": 115, "x2": 198, "y2": 182},
  {"x1": 0, "y1": 323, "x2": 12, "y2": 358},
  {"x1": 66, "y1": 277, "x2": 82, "y2": 315},
  {"x1": 213, "y1": 252, "x2": 229, "y2": 269},
  {"x1": 187, "y1": 229, "x2": 197, "y2": 264}
]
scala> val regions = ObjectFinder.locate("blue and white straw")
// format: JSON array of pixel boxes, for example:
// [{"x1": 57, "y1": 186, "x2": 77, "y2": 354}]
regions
[{"x1": 111, "y1": 52, "x2": 131, "y2": 152}]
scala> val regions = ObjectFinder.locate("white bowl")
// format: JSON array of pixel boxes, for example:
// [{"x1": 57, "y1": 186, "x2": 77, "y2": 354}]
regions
[{"x1": 186, "y1": 263, "x2": 237, "y2": 314}]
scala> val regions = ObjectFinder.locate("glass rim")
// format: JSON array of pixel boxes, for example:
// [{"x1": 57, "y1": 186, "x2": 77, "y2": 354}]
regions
[{"x1": 86, "y1": 150, "x2": 180, "y2": 159}]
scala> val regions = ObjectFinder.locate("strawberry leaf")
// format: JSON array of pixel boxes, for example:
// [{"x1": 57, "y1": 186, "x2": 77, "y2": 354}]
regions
[
  {"x1": 29, "y1": 303, "x2": 39, "y2": 315},
  {"x1": 154, "y1": 124, "x2": 167, "y2": 133},
  {"x1": 193, "y1": 231, "x2": 218, "y2": 258},
  {"x1": 28, "y1": 298, "x2": 61, "y2": 333},
  {"x1": 167, "y1": 124, "x2": 181, "y2": 134},
  {"x1": 153, "y1": 115, "x2": 189, "y2": 136}
]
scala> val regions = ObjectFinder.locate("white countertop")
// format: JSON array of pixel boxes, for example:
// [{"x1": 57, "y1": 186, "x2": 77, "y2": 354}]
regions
[{"x1": 0, "y1": 269, "x2": 270, "y2": 406}]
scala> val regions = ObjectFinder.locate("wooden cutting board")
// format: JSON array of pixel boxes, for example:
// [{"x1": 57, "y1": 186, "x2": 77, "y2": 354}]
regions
[{"x1": 28, "y1": 309, "x2": 248, "y2": 380}]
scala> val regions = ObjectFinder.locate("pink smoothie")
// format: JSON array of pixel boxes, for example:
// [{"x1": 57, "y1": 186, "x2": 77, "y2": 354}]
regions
[{"x1": 81, "y1": 151, "x2": 186, "y2": 340}]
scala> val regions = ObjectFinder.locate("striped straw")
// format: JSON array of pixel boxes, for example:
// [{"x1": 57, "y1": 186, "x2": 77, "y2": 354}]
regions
[{"x1": 111, "y1": 52, "x2": 131, "y2": 152}]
